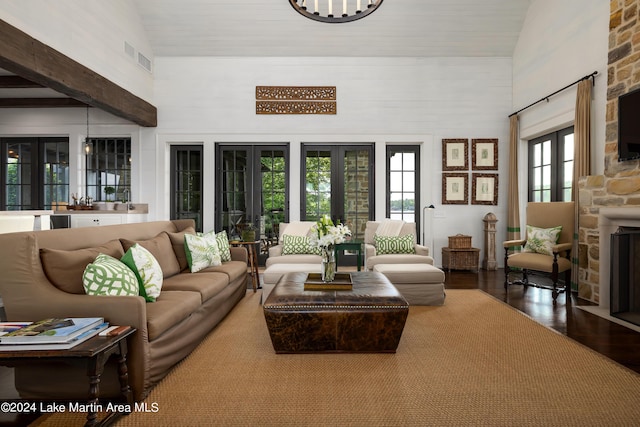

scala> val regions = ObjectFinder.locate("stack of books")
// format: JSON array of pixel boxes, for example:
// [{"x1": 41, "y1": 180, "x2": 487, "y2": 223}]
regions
[{"x1": 0, "y1": 317, "x2": 109, "y2": 351}]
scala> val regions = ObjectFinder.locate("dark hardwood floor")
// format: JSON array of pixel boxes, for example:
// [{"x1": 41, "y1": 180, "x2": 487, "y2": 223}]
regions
[{"x1": 1, "y1": 268, "x2": 639, "y2": 426}]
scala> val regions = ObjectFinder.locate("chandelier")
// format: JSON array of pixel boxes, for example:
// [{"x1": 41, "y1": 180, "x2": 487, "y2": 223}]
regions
[{"x1": 289, "y1": 0, "x2": 384, "y2": 23}]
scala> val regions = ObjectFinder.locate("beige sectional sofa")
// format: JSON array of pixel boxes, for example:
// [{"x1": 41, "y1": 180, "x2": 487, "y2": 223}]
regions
[{"x1": 0, "y1": 220, "x2": 247, "y2": 401}]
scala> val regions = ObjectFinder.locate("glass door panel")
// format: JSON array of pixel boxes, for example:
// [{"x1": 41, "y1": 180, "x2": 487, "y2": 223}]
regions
[
  {"x1": 216, "y1": 145, "x2": 289, "y2": 265},
  {"x1": 43, "y1": 140, "x2": 70, "y2": 210},
  {"x1": 221, "y1": 148, "x2": 248, "y2": 240},
  {"x1": 170, "y1": 145, "x2": 203, "y2": 231},
  {"x1": 303, "y1": 145, "x2": 373, "y2": 265},
  {"x1": 343, "y1": 148, "x2": 371, "y2": 241},
  {"x1": 260, "y1": 150, "x2": 287, "y2": 262},
  {"x1": 304, "y1": 150, "x2": 332, "y2": 222}
]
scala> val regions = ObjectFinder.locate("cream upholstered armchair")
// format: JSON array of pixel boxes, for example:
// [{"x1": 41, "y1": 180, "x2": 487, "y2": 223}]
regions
[
  {"x1": 265, "y1": 221, "x2": 322, "y2": 268},
  {"x1": 503, "y1": 201, "x2": 574, "y2": 302},
  {"x1": 364, "y1": 220, "x2": 433, "y2": 271}
]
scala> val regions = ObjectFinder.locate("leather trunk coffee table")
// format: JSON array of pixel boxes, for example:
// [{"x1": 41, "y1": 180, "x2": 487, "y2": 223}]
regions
[{"x1": 263, "y1": 271, "x2": 409, "y2": 353}]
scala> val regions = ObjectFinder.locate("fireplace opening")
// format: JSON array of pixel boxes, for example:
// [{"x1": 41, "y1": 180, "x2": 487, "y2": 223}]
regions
[{"x1": 610, "y1": 226, "x2": 640, "y2": 326}]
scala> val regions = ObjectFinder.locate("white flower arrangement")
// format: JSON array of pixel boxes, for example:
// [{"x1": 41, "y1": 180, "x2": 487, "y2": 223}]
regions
[{"x1": 310, "y1": 215, "x2": 352, "y2": 250}]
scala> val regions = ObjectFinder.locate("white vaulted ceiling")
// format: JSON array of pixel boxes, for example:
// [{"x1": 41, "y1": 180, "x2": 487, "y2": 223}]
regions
[
  {"x1": 132, "y1": 0, "x2": 532, "y2": 58},
  {"x1": 0, "y1": 0, "x2": 532, "y2": 114}
]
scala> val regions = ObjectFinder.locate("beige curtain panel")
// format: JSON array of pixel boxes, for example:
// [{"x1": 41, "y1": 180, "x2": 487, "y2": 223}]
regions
[
  {"x1": 571, "y1": 78, "x2": 592, "y2": 291},
  {"x1": 507, "y1": 114, "x2": 520, "y2": 243}
]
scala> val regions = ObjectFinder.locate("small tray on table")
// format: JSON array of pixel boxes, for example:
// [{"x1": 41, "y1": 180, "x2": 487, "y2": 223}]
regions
[{"x1": 303, "y1": 272, "x2": 353, "y2": 291}]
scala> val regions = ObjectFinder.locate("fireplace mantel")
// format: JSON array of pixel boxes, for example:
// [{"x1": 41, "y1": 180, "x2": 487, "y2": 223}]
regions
[{"x1": 589, "y1": 207, "x2": 640, "y2": 332}]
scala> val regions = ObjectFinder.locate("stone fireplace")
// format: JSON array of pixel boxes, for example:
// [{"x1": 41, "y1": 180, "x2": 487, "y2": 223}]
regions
[
  {"x1": 575, "y1": 1, "x2": 640, "y2": 319},
  {"x1": 585, "y1": 207, "x2": 640, "y2": 331}
]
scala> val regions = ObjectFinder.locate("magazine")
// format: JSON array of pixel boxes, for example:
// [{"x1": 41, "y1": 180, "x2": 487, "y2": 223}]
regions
[
  {"x1": 0, "y1": 322, "x2": 109, "y2": 351},
  {"x1": 0, "y1": 322, "x2": 31, "y2": 335},
  {"x1": 0, "y1": 317, "x2": 104, "y2": 344}
]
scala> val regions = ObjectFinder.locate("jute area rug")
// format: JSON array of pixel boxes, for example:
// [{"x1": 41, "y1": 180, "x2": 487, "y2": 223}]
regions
[{"x1": 35, "y1": 289, "x2": 640, "y2": 427}]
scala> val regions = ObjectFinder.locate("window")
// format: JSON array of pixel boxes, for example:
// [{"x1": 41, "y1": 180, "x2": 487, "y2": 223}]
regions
[
  {"x1": 386, "y1": 146, "x2": 420, "y2": 224},
  {"x1": 85, "y1": 138, "x2": 131, "y2": 203},
  {"x1": 1, "y1": 137, "x2": 69, "y2": 210},
  {"x1": 528, "y1": 127, "x2": 574, "y2": 202}
]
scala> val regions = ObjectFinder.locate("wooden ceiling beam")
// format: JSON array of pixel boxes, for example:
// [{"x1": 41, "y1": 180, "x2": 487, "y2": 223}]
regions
[
  {"x1": 0, "y1": 98, "x2": 87, "y2": 108},
  {"x1": 0, "y1": 19, "x2": 157, "y2": 127},
  {"x1": 0, "y1": 75, "x2": 44, "y2": 88}
]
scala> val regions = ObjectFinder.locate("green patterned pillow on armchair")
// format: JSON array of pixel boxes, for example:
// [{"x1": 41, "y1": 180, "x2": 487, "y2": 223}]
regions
[
  {"x1": 374, "y1": 234, "x2": 416, "y2": 255},
  {"x1": 282, "y1": 234, "x2": 321, "y2": 255}
]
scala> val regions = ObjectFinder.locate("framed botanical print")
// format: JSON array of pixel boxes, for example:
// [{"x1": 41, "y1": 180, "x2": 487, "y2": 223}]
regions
[
  {"x1": 472, "y1": 173, "x2": 498, "y2": 205},
  {"x1": 442, "y1": 139, "x2": 469, "y2": 171},
  {"x1": 442, "y1": 173, "x2": 468, "y2": 205},
  {"x1": 472, "y1": 138, "x2": 498, "y2": 170}
]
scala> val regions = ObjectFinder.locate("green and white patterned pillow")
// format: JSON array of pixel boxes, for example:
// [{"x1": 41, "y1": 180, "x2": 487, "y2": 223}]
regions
[
  {"x1": 83, "y1": 253, "x2": 139, "y2": 297},
  {"x1": 121, "y1": 243, "x2": 163, "y2": 302},
  {"x1": 374, "y1": 234, "x2": 416, "y2": 255},
  {"x1": 215, "y1": 230, "x2": 231, "y2": 262},
  {"x1": 184, "y1": 231, "x2": 222, "y2": 273},
  {"x1": 282, "y1": 234, "x2": 321, "y2": 255},
  {"x1": 523, "y1": 225, "x2": 562, "y2": 256}
]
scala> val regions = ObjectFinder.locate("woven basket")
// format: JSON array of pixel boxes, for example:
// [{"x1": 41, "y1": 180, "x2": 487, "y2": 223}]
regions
[{"x1": 448, "y1": 234, "x2": 472, "y2": 249}]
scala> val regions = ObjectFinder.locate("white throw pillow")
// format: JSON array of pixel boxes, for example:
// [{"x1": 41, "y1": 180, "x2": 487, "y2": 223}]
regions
[
  {"x1": 121, "y1": 243, "x2": 163, "y2": 302},
  {"x1": 184, "y1": 231, "x2": 222, "y2": 273},
  {"x1": 278, "y1": 221, "x2": 315, "y2": 244},
  {"x1": 523, "y1": 225, "x2": 562, "y2": 256}
]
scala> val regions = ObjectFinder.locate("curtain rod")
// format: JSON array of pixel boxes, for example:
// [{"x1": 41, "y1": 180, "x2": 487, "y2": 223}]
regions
[{"x1": 508, "y1": 71, "x2": 598, "y2": 118}]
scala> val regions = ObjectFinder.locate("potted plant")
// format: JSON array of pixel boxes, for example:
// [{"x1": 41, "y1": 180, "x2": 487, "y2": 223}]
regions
[
  {"x1": 103, "y1": 186, "x2": 116, "y2": 210},
  {"x1": 241, "y1": 223, "x2": 256, "y2": 242}
]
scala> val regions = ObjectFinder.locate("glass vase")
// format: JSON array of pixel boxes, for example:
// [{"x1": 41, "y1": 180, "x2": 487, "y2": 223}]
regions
[{"x1": 321, "y1": 248, "x2": 336, "y2": 283}]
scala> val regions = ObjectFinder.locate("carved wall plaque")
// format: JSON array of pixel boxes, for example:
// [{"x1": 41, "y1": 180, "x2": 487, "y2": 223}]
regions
[{"x1": 256, "y1": 86, "x2": 336, "y2": 114}]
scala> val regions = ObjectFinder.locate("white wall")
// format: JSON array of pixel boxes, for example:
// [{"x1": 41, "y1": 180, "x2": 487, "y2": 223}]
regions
[
  {"x1": 512, "y1": 0, "x2": 609, "y2": 203},
  {"x1": 148, "y1": 56, "x2": 513, "y2": 266},
  {"x1": 0, "y1": 0, "x2": 154, "y2": 103}
]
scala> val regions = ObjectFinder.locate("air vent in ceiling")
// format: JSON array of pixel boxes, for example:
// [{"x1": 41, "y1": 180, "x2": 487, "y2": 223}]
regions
[{"x1": 138, "y1": 52, "x2": 152, "y2": 73}]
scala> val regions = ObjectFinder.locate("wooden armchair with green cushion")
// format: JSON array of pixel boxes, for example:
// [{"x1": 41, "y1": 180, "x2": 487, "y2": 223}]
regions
[{"x1": 503, "y1": 201, "x2": 574, "y2": 302}]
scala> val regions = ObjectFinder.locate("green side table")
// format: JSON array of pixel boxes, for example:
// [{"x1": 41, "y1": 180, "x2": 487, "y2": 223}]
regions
[{"x1": 334, "y1": 240, "x2": 364, "y2": 271}]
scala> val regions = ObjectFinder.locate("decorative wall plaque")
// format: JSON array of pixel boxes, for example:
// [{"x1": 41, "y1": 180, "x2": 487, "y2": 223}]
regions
[{"x1": 256, "y1": 86, "x2": 337, "y2": 115}]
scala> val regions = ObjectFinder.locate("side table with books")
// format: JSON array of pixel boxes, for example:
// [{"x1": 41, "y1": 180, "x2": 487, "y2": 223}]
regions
[{"x1": 0, "y1": 319, "x2": 135, "y2": 427}]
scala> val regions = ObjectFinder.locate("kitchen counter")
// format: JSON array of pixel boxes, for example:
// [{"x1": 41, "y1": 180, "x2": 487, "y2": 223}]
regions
[{"x1": 54, "y1": 203, "x2": 148, "y2": 215}]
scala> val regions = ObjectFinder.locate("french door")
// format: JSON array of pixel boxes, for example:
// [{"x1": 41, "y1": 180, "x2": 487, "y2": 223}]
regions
[
  {"x1": 302, "y1": 144, "x2": 374, "y2": 246},
  {"x1": 170, "y1": 145, "x2": 203, "y2": 231},
  {"x1": 215, "y1": 145, "x2": 288, "y2": 264}
]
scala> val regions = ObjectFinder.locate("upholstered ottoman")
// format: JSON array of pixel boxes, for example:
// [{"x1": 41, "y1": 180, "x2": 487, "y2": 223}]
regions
[
  {"x1": 263, "y1": 271, "x2": 409, "y2": 353},
  {"x1": 261, "y1": 263, "x2": 321, "y2": 303},
  {"x1": 373, "y1": 263, "x2": 446, "y2": 305}
]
